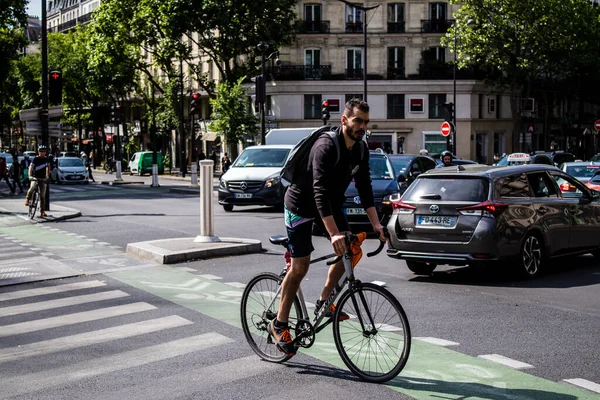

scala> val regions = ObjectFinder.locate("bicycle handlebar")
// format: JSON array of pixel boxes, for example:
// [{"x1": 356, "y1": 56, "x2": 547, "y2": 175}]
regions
[{"x1": 325, "y1": 228, "x2": 389, "y2": 266}]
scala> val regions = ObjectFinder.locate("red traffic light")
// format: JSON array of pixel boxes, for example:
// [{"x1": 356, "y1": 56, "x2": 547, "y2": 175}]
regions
[
  {"x1": 50, "y1": 71, "x2": 61, "y2": 80},
  {"x1": 322, "y1": 101, "x2": 329, "y2": 107},
  {"x1": 191, "y1": 92, "x2": 200, "y2": 100}
]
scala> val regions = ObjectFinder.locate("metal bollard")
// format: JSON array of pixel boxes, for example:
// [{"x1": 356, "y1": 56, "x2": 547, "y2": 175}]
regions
[
  {"x1": 194, "y1": 160, "x2": 220, "y2": 242},
  {"x1": 115, "y1": 160, "x2": 123, "y2": 181},
  {"x1": 151, "y1": 164, "x2": 160, "y2": 187},
  {"x1": 190, "y1": 163, "x2": 199, "y2": 187}
]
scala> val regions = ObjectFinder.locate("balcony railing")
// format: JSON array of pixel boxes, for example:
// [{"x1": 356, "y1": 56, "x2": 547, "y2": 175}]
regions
[
  {"x1": 421, "y1": 19, "x2": 453, "y2": 33},
  {"x1": 268, "y1": 65, "x2": 332, "y2": 80},
  {"x1": 77, "y1": 12, "x2": 92, "y2": 24},
  {"x1": 56, "y1": 19, "x2": 77, "y2": 32},
  {"x1": 387, "y1": 21, "x2": 406, "y2": 33},
  {"x1": 387, "y1": 67, "x2": 406, "y2": 79},
  {"x1": 345, "y1": 22, "x2": 363, "y2": 33},
  {"x1": 297, "y1": 20, "x2": 330, "y2": 34},
  {"x1": 416, "y1": 62, "x2": 486, "y2": 80},
  {"x1": 345, "y1": 68, "x2": 364, "y2": 79}
]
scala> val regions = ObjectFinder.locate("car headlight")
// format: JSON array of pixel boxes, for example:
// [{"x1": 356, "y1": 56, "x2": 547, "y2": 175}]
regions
[
  {"x1": 265, "y1": 176, "x2": 281, "y2": 188},
  {"x1": 382, "y1": 192, "x2": 401, "y2": 205},
  {"x1": 219, "y1": 179, "x2": 226, "y2": 188}
]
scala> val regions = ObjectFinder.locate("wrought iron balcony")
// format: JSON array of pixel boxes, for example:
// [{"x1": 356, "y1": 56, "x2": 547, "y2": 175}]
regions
[
  {"x1": 77, "y1": 12, "x2": 92, "y2": 24},
  {"x1": 387, "y1": 22, "x2": 406, "y2": 33},
  {"x1": 421, "y1": 19, "x2": 453, "y2": 33},
  {"x1": 56, "y1": 19, "x2": 77, "y2": 32},
  {"x1": 345, "y1": 22, "x2": 363, "y2": 33},
  {"x1": 268, "y1": 65, "x2": 332, "y2": 80},
  {"x1": 297, "y1": 20, "x2": 330, "y2": 34},
  {"x1": 345, "y1": 68, "x2": 364, "y2": 79},
  {"x1": 387, "y1": 67, "x2": 406, "y2": 79}
]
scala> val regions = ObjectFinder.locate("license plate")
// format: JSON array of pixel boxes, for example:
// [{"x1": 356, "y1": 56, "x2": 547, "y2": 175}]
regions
[
  {"x1": 345, "y1": 208, "x2": 366, "y2": 215},
  {"x1": 417, "y1": 215, "x2": 456, "y2": 227},
  {"x1": 234, "y1": 193, "x2": 252, "y2": 199}
]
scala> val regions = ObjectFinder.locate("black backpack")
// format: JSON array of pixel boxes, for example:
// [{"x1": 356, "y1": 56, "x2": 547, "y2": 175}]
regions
[{"x1": 280, "y1": 125, "x2": 365, "y2": 185}]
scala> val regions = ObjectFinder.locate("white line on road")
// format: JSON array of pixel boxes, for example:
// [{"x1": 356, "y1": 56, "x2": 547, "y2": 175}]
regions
[
  {"x1": 97, "y1": 242, "x2": 111, "y2": 245},
  {"x1": 0, "y1": 315, "x2": 192, "y2": 363},
  {"x1": 0, "y1": 280, "x2": 106, "y2": 302},
  {"x1": 478, "y1": 354, "x2": 534, "y2": 369},
  {"x1": 0, "y1": 332, "x2": 233, "y2": 399},
  {"x1": 0, "y1": 256, "x2": 49, "y2": 267},
  {"x1": 0, "y1": 302, "x2": 156, "y2": 338},
  {"x1": 198, "y1": 274, "x2": 222, "y2": 280},
  {"x1": 0, "y1": 290, "x2": 129, "y2": 317},
  {"x1": 225, "y1": 282, "x2": 246, "y2": 288},
  {"x1": 563, "y1": 378, "x2": 600, "y2": 394},
  {"x1": 40, "y1": 252, "x2": 55, "y2": 257},
  {"x1": 87, "y1": 238, "x2": 99, "y2": 242},
  {"x1": 414, "y1": 337, "x2": 460, "y2": 346},
  {"x1": 174, "y1": 267, "x2": 196, "y2": 272}
]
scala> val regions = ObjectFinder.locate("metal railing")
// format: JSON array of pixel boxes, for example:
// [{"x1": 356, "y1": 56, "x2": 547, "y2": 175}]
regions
[
  {"x1": 421, "y1": 19, "x2": 453, "y2": 33},
  {"x1": 345, "y1": 22, "x2": 364, "y2": 33},
  {"x1": 387, "y1": 21, "x2": 406, "y2": 33},
  {"x1": 345, "y1": 68, "x2": 364, "y2": 79},
  {"x1": 297, "y1": 20, "x2": 330, "y2": 33},
  {"x1": 387, "y1": 67, "x2": 406, "y2": 79},
  {"x1": 268, "y1": 65, "x2": 332, "y2": 80}
]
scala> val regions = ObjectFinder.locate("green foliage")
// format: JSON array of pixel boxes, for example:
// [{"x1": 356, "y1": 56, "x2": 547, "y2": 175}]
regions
[{"x1": 209, "y1": 77, "x2": 258, "y2": 145}]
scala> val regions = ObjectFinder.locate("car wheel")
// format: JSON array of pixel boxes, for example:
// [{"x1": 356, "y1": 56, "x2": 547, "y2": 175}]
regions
[
  {"x1": 223, "y1": 204, "x2": 233, "y2": 212},
  {"x1": 519, "y1": 234, "x2": 543, "y2": 278},
  {"x1": 406, "y1": 260, "x2": 436, "y2": 275}
]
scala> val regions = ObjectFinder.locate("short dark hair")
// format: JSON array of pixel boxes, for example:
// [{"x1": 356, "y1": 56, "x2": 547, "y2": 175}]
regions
[{"x1": 344, "y1": 98, "x2": 369, "y2": 116}]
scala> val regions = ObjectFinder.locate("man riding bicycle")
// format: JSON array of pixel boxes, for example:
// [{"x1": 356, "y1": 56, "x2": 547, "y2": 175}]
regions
[
  {"x1": 24, "y1": 145, "x2": 50, "y2": 217},
  {"x1": 268, "y1": 98, "x2": 386, "y2": 357}
]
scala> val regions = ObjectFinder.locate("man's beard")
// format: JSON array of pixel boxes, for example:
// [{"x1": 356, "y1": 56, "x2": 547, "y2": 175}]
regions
[{"x1": 346, "y1": 125, "x2": 365, "y2": 142}]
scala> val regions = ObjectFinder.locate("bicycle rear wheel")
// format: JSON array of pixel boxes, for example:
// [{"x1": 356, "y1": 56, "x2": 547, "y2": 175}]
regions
[
  {"x1": 240, "y1": 272, "x2": 303, "y2": 363},
  {"x1": 28, "y1": 190, "x2": 38, "y2": 219},
  {"x1": 332, "y1": 282, "x2": 411, "y2": 383}
]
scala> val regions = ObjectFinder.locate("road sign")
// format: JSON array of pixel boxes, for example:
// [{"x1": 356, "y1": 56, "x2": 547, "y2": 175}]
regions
[
  {"x1": 595, "y1": 119, "x2": 600, "y2": 131},
  {"x1": 441, "y1": 121, "x2": 452, "y2": 137}
]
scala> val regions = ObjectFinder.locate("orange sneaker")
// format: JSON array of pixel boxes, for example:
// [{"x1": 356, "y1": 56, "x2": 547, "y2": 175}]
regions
[
  {"x1": 315, "y1": 300, "x2": 349, "y2": 321},
  {"x1": 24, "y1": 200, "x2": 29, "y2": 206},
  {"x1": 266, "y1": 320, "x2": 297, "y2": 357}
]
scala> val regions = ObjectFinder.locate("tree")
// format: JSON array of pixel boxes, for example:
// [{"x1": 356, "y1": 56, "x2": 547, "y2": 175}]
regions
[
  {"x1": 209, "y1": 77, "x2": 259, "y2": 147},
  {"x1": 443, "y1": 0, "x2": 600, "y2": 152}
]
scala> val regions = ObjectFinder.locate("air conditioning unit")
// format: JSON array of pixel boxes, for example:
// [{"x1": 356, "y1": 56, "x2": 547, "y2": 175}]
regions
[{"x1": 521, "y1": 98, "x2": 535, "y2": 112}]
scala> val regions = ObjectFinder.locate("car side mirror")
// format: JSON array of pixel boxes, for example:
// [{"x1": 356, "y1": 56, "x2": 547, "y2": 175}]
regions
[
  {"x1": 397, "y1": 174, "x2": 406, "y2": 183},
  {"x1": 412, "y1": 171, "x2": 421, "y2": 179}
]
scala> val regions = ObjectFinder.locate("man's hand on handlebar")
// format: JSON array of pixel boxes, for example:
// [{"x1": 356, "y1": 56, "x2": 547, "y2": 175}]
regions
[
  {"x1": 330, "y1": 232, "x2": 347, "y2": 256},
  {"x1": 373, "y1": 223, "x2": 387, "y2": 242}
]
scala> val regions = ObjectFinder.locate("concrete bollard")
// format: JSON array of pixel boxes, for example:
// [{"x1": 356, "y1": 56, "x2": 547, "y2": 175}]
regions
[
  {"x1": 115, "y1": 160, "x2": 123, "y2": 181},
  {"x1": 190, "y1": 163, "x2": 199, "y2": 187},
  {"x1": 151, "y1": 164, "x2": 160, "y2": 187},
  {"x1": 194, "y1": 160, "x2": 220, "y2": 243}
]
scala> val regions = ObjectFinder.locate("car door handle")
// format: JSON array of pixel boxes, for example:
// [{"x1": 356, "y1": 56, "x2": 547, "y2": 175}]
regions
[{"x1": 537, "y1": 206, "x2": 548, "y2": 214}]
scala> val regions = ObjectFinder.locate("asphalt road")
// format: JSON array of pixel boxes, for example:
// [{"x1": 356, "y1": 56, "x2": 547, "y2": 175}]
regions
[{"x1": 1, "y1": 176, "x2": 599, "y2": 399}]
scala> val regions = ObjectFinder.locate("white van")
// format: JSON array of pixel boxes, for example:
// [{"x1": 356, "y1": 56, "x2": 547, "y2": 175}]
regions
[{"x1": 264, "y1": 127, "x2": 319, "y2": 145}]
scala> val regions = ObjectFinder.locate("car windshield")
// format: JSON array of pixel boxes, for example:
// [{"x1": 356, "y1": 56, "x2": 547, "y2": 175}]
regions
[
  {"x1": 403, "y1": 177, "x2": 489, "y2": 202},
  {"x1": 495, "y1": 156, "x2": 508, "y2": 166},
  {"x1": 58, "y1": 158, "x2": 84, "y2": 167},
  {"x1": 566, "y1": 165, "x2": 600, "y2": 178},
  {"x1": 232, "y1": 148, "x2": 290, "y2": 168},
  {"x1": 390, "y1": 160, "x2": 409, "y2": 174},
  {"x1": 370, "y1": 157, "x2": 394, "y2": 180}
]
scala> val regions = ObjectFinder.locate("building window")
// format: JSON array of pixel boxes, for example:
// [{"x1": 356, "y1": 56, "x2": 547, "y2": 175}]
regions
[
  {"x1": 304, "y1": 94, "x2": 322, "y2": 119},
  {"x1": 346, "y1": 48, "x2": 363, "y2": 79},
  {"x1": 387, "y1": 3, "x2": 405, "y2": 33},
  {"x1": 428, "y1": 94, "x2": 447, "y2": 119},
  {"x1": 346, "y1": 4, "x2": 364, "y2": 32},
  {"x1": 387, "y1": 47, "x2": 405, "y2": 78},
  {"x1": 430, "y1": 46, "x2": 446, "y2": 63},
  {"x1": 429, "y1": 2, "x2": 447, "y2": 19},
  {"x1": 304, "y1": 4, "x2": 322, "y2": 33},
  {"x1": 423, "y1": 133, "x2": 447, "y2": 154},
  {"x1": 305, "y1": 49, "x2": 321, "y2": 66},
  {"x1": 345, "y1": 94, "x2": 363, "y2": 103},
  {"x1": 493, "y1": 132, "x2": 505, "y2": 158},
  {"x1": 387, "y1": 94, "x2": 405, "y2": 119}
]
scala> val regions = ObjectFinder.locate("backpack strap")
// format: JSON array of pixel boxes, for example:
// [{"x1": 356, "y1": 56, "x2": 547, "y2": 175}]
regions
[{"x1": 326, "y1": 131, "x2": 366, "y2": 166}]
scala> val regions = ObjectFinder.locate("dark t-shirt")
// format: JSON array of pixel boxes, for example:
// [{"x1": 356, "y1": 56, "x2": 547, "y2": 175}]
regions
[
  {"x1": 284, "y1": 131, "x2": 374, "y2": 219},
  {"x1": 31, "y1": 156, "x2": 49, "y2": 179}
]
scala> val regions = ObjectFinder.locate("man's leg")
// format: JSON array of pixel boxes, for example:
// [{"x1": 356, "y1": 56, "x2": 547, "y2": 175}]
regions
[
  {"x1": 277, "y1": 255, "x2": 310, "y2": 323},
  {"x1": 38, "y1": 181, "x2": 47, "y2": 214},
  {"x1": 25, "y1": 180, "x2": 38, "y2": 205},
  {"x1": 319, "y1": 259, "x2": 345, "y2": 302}
]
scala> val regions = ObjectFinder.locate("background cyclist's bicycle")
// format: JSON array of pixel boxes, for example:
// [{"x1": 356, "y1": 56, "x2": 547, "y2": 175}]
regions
[{"x1": 240, "y1": 231, "x2": 411, "y2": 383}]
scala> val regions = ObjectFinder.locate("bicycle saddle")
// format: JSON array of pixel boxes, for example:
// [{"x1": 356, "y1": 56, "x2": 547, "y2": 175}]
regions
[{"x1": 269, "y1": 235, "x2": 288, "y2": 246}]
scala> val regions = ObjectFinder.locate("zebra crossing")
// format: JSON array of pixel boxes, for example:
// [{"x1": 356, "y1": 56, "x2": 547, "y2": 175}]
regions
[{"x1": 49, "y1": 183, "x2": 126, "y2": 194}]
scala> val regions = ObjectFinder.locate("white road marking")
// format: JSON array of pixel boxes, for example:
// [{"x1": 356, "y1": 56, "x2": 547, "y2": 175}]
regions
[
  {"x1": 478, "y1": 354, "x2": 533, "y2": 369},
  {"x1": 0, "y1": 333, "x2": 233, "y2": 398},
  {"x1": 563, "y1": 378, "x2": 600, "y2": 394},
  {"x1": 174, "y1": 267, "x2": 196, "y2": 272},
  {"x1": 0, "y1": 302, "x2": 156, "y2": 338},
  {"x1": 198, "y1": 274, "x2": 222, "y2": 280},
  {"x1": 40, "y1": 252, "x2": 55, "y2": 257},
  {"x1": 97, "y1": 242, "x2": 111, "y2": 245},
  {"x1": 87, "y1": 238, "x2": 99, "y2": 242},
  {"x1": 371, "y1": 280, "x2": 386, "y2": 286},
  {"x1": 225, "y1": 282, "x2": 246, "y2": 288},
  {"x1": 415, "y1": 337, "x2": 460, "y2": 346},
  {"x1": 0, "y1": 290, "x2": 129, "y2": 317},
  {"x1": 0, "y1": 280, "x2": 106, "y2": 302},
  {"x1": 76, "y1": 235, "x2": 87, "y2": 239},
  {"x1": 0, "y1": 315, "x2": 191, "y2": 363}
]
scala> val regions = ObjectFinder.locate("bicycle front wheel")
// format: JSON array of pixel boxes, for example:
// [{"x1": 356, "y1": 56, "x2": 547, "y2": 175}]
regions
[
  {"x1": 28, "y1": 190, "x2": 38, "y2": 219},
  {"x1": 333, "y1": 282, "x2": 411, "y2": 383},
  {"x1": 240, "y1": 272, "x2": 303, "y2": 363}
]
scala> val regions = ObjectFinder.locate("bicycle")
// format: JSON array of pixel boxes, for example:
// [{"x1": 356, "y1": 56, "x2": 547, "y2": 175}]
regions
[
  {"x1": 240, "y1": 230, "x2": 411, "y2": 383},
  {"x1": 27, "y1": 177, "x2": 43, "y2": 219}
]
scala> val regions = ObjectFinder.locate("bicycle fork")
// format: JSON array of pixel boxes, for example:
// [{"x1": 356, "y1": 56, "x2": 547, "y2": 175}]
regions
[{"x1": 347, "y1": 281, "x2": 378, "y2": 337}]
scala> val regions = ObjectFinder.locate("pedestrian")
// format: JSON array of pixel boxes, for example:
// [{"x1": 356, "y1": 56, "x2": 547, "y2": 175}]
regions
[
  {"x1": 10, "y1": 151, "x2": 24, "y2": 194},
  {"x1": 86, "y1": 152, "x2": 95, "y2": 182},
  {"x1": 0, "y1": 156, "x2": 14, "y2": 194},
  {"x1": 20, "y1": 154, "x2": 32, "y2": 187},
  {"x1": 210, "y1": 150, "x2": 217, "y2": 168},
  {"x1": 266, "y1": 98, "x2": 386, "y2": 357},
  {"x1": 197, "y1": 149, "x2": 206, "y2": 162},
  {"x1": 221, "y1": 154, "x2": 231, "y2": 173}
]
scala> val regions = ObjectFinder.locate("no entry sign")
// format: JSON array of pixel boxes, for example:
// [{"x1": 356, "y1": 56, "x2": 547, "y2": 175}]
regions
[
  {"x1": 595, "y1": 120, "x2": 600, "y2": 131},
  {"x1": 441, "y1": 121, "x2": 452, "y2": 137}
]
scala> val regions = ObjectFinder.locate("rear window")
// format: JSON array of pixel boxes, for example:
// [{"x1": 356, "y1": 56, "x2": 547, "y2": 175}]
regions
[
  {"x1": 403, "y1": 177, "x2": 490, "y2": 202},
  {"x1": 565, "y1": 165, "x2": 600, "y2": 178},
  {"x1": 554, "y1": 153, "x2": 575, "y2": 164}
]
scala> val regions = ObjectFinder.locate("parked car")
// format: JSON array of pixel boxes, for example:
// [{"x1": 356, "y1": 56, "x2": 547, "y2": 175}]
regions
[
  {"x1": 59, "y1": 151, "x2": 79, "y2": 158},
  {"x1": 585, "y1": 170, "x2": 600, "y2": 191},
  {"x1": 50, "y1": 157, "x2": 89, "y2": 184},
  {"x1": 557, "y1": 161, "x2": 600, "y2": 185},
  {"x1": 529, "y1": 150, "x2": 576, "y2": 166},
  {"x1": 530, "y1": 153, "x2": 554, "y2": 165},
  {"x1": 386, "y1": 164, "x2": 600, "y2": 278},
  {"x1": 128, "y1": 151, "x2": 164, "y2": 176},
  {"x1": 218, "y1": 145, "x2": 293, "y2": 211},
  {"x1": 339, "y1": 150, "x2": 401, "y2": 233},
  {"x1": 387, "y1": 154, "x2": 437, "y2": 194}
]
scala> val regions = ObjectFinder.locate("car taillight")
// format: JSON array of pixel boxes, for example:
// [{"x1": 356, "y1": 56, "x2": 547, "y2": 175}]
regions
[
  {"x1": 560, "y1": 182, "x2": 573, "y2": 192},
  {"x1": 457, "y1": 200, "x2": 508, "y2": 218},
  {"x1": 391, "y1": 199, "x2": 416, "y2": 213}
]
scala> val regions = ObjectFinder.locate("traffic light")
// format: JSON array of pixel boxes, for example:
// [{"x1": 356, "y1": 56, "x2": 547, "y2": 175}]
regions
[
  {"x1": 443, "y1": 102, "x2": 454, "y2": 122},
  {"x1": 322, "y1": 100, "x2": 330, "y2": 124},
  {"x1": 189, "y1": 92, "x2": 201, "y2": 115},
  {"x1": 255, "y1": 75, "x2": 265, "y2": 104},
  {"x1": 48, "y1": 70, "x2": 62, "y2": 105},
  {"x1": 112, "y1": 106, "x2": 122, "y2": 124}
]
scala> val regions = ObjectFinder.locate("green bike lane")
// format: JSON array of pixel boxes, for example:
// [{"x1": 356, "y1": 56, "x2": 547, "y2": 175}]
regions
[{"x1": 108, "y1": 266, "x2": 599, "y2": 400}]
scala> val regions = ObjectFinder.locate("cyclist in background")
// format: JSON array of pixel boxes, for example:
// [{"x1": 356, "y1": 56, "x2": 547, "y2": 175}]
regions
[
  {"x1": 435, "y1": 150, "x2": 456, "y2": 168},
  {"x1": 24, "y1": 145, "x2": 50, "y2": 217}
]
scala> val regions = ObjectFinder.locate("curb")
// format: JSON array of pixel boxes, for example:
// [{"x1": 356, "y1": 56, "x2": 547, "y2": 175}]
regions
[
  {"x1": 99, "y1": 181, "x2": 145, "y2": 186},
  {"x1": 126, "y1": 237, "x2": 262, "y2": 264}
]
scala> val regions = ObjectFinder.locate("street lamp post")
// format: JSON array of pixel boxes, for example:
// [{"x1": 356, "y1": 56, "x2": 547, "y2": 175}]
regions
[
  {"x1": 452, "y1": 33, "x2": 457, "y2": 155},
  {"x1": 257, "y1": 42, "x2": 279, "y2": 145}
]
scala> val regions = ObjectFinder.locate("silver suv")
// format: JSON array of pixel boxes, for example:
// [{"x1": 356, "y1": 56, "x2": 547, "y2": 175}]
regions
[{"x1": 386, "y1": 164, "x2": 600, "y2": 278}]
